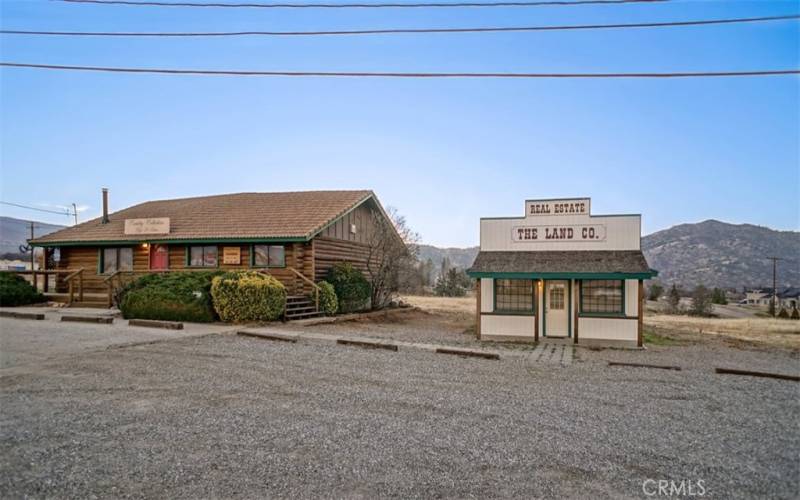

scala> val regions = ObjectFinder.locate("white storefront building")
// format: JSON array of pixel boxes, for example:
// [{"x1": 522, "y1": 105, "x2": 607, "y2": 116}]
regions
[{"x1": 467, "y1": 198, "x2": 657, "y2": 347}]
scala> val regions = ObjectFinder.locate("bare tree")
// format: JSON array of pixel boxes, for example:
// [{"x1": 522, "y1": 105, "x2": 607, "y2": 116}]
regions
[{"x1": 364, "y1": 206, "x2": 420, "y2": 309}]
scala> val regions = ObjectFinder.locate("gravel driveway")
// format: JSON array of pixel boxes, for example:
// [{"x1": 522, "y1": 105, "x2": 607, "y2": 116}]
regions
[{"x1": 1, "y1": 331, "x2": 797, "y2": 499}]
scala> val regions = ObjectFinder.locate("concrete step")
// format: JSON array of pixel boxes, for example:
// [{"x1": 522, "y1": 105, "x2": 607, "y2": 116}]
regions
[
  {"x1": 285, "y1": 311, "x2": 323, "y2": 320},
  {"x1": 68, "y1": 301, "x2": 110, "y2": 309}
]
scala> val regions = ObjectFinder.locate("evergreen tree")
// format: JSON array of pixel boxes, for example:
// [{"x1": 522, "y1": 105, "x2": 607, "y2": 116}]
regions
[
  {"x1": 667, "y1": 284, "x2": 681, "y2": 314},
  {"x1": 647, "y1": 282, "x2": 664, "y2": 301}
]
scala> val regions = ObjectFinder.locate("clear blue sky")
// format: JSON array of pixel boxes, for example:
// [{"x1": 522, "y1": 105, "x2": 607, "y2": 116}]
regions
[{"x1": 1, "y1": 0, "x2": 798, "y2": 247}]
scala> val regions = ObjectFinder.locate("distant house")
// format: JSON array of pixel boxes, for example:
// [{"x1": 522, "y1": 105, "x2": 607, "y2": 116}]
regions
[
  {"x1": 30, "y1": 189, "x2": 399, "y2": 313},
  {"x1": 743, "y1": 288, "x2": 774, "y2": 306},
  {"x1": 742, "y1": 287, "x2": 799, "y2": 309}
]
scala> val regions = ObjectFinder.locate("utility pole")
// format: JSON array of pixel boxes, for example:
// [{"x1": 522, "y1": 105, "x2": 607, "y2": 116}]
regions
[
  {"x1": 72, "y1": 203, "x2": 78, "y2": 225},
  {"x1": 766, "y1": 256, "x2": 784, "y2": 317}
]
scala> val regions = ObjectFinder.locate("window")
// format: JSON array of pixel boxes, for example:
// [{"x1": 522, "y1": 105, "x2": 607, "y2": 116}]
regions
[
  {"x1": 494, "y1": 279, "x2": 534, "y2": 313},
  {"x1": 252, "y1": 245, "x2": 286, "y2": 268},
  {"x1": 549, "y1": 284, "x2": 565, "y2": 310},
  {"x1": 189, "y1": 246, "x2": 218, "y2": 267},
  {"x1": 101, "y1": 247, "x2": 133, "y2": 273},
  {"x1": 581, "y1": 280, "x2": 624, "y2": 314}
]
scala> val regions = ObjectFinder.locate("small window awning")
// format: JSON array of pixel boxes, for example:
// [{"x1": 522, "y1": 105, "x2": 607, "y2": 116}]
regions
[{"x1": 467, "y1": 250, "x2": 658, "y2": 280}]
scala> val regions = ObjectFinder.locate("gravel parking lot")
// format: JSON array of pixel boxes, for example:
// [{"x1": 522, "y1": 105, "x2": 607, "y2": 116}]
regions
[{"x1": 1, "y1": 326, "x2": 798, "y2": 499}]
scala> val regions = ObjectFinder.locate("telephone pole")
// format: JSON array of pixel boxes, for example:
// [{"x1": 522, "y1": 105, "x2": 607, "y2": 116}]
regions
[
  {"x1": 71, "y1": 203, "x2": 78, "y2": 225},
  {"x1": 766, "y1": 256, "x2": 784, "y2": 316}
]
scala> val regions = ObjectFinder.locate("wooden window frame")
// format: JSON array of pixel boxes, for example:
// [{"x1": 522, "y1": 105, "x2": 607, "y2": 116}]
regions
[
  {"x1": 579, "y1": 279, "x2": 625, "y2": 317},
  {"x1": 249, "y1": 244, "x2": 286, "y2": 269},
  {"x1": 186, "y1": 245, "x2": 219, "y2": 268},
  {"x1": 493, "y1": 278, "x2": 535, "y2": 316},
  {"x1": 99, "y1": 247, "x2": 134, "y2": 274}
]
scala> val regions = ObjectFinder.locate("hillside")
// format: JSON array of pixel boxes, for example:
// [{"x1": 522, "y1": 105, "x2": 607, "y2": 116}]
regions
[
  {"x1": 419, "y1": 220, "x2": 798, "y2": 289},
  {"x1": 418, "y1": 245, "x2": 479, "y2": 275},
  {"x1": 642, "y1": 220, "x2": 799, "y2": 289},
  {"x1": 0, "y1": 216, "x2": 65, "y2": 258}
]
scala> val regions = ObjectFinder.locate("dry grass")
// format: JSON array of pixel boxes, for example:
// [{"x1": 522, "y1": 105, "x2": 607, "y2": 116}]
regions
[
  {"x1": 645, "y1": 314, "x2": 800, "y2": 350},
  {"x1": 401, "y1": 295, "x2": 476, "y2": 315},
  {"x1": 403, "y1": 295, "x2": 800, "y2": 351}
]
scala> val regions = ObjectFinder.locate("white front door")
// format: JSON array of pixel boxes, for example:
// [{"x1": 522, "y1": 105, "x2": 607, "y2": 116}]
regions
[{"x1": 545, "y1": 280, "x2": 569, "y2": 337}]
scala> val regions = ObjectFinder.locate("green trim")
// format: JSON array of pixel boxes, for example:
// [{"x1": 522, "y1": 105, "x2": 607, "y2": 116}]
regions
[
  {"x1": 249, "y1": 244, "x2": 288, "y2": 269},
  {"x1": 492, "y1": 277, "x2": 536, "y2": 316},
  {"x1": 469, "y1": 271, "x2": 656, "y2": 280},
  {"x1": 32, "y1": 236, "x2": 306, "y2": 248},
  {"x1": 578, "y1": 279, "x2": 626, "y2": 316},
  {"x1": 542, "y1": 279, "x2": 571, "y2": 338},
  {"x1": 481, "y1": 311, "x2": 536, "y2": 317},
  {"x1": 185, "y1": 244, "x2": 220, "y2": 269}
]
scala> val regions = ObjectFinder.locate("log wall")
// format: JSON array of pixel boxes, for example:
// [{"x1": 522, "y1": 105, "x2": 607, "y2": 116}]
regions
[{"x1": 54, "y1": 242, "x2": 316, "y2": 296}]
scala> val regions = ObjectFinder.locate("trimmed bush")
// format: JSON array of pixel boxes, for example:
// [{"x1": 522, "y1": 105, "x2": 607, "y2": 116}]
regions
[
  {"x1": 211, "y1": 271, "x2": 286, "y2": 323},
  {"x1": 119, "y1": 271, "x2": 221, "y2": 322},
  {"x1": 0, "y1": 273, "x2": 45, "y2": 307},
  {"x1": 326, "y1": 263, "x2": 371, "y2": 313},
  {"x1": 317, "y1": 280, "x2": 338, "y2": 316}
]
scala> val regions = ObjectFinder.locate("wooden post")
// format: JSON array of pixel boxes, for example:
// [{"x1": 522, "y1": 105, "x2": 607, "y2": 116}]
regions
[
  {"x1": 42, "y1": 249, "x2": 49, "y2": 293},
  {"x1": 475, "y1": 279, "x2": 481, "y2": 340},
  {"x1": 68, "y1": 279, "x2": 74, "y2": 305},
  {"x1": 534, "y1": 281, "x2": 539, "y2": 342},
  {"x1": 637, "y1": 279, "x2": 644, "y2": 348},
  {"x1": 79, "y1": 271, "x2": 84, "y2": 302},
  {"x1": 573, "y1": 280, "x2": 579, "y2": 344}
]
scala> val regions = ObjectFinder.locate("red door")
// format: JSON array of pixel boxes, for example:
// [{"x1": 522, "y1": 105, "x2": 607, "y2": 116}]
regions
[{"x1": 150, "y1": 244, "x2": 169, "y2": 270}]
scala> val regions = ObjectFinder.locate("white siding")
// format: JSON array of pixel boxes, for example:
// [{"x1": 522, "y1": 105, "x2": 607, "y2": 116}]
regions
[
  {"x1": 480, "y1": 278, "x2": 494, "y2": 313},
  {"x1": 625, "y1": 279, "x2": 639, "y2": 316},
  {"x1": 481, "y1": 315, "x2": 536, "y2": 339},
  {"x1": 578, "y1": 317, "x2": 637, "y2": 341},
  {"x1": 480, "y1": 214, "x2": 641, "y2": 251}
]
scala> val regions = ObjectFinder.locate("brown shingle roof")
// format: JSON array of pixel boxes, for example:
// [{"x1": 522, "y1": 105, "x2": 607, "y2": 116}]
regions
[
  {"x1": 31, "y1": 190, "x2": 374, "y2": 245},
  {"x1": 468, "y1": 250, "x2": 656, "y2": 277}
]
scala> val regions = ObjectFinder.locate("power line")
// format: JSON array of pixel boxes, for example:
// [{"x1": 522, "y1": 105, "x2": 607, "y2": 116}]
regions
[
  {"x1": 55, "y1": 0, "x2": 670, "y2": 9},
  {"x1": 4, "y1": 14, "x2": 797, "y2": 37},
  {"x1": 2, "y1": 63, "x2": 799, "y2": 78},
  {"x1": 0, "y1": 201, "x2": 75, "y2": 217}
]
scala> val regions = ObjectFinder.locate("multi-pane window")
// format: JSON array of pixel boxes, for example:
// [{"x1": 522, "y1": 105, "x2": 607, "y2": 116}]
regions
[
  {"x1": 581, "y1": 280, "x2": 624, "y2": 314},
  {"x1": 252, "y1": 245, "x2": 285, "y2": 268},
  {"x1": 189, "y1": 246, "x2": 218, "y2": 267},
  {"x1": 494, "y1": 279, "x2": 534, "y2": 313},
  {"x1": 102, "y1": 247, "x2": 133, "y2": 273},
  {"x1": 549, "y1": 284, "x2": 565, "y2": 310}
]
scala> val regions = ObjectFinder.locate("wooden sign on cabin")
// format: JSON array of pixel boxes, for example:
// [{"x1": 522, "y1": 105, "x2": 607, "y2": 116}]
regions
[
  {"x1": 124, "y1": 218, "x2": 170, "y2": 235},
  {"x1": 223, "y1": 246, "x2": 241, "y2": 265}
]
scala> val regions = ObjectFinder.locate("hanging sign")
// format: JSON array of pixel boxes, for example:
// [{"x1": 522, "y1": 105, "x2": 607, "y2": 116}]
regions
[
  {"x1": 124, "y1": 218, "x2": 170, "y2": 235},
  {"x1": 512, "y1": 224, "x2": 606, "y2": 242},
  {"x1": 223, "y1": 246, "x2": 241, "y2": 265},
  {"x1": 53, "y1": 248, "x2": 61, "y2": 262}
]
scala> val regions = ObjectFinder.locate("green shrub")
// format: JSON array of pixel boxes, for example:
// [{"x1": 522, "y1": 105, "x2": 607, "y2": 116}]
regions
[
  {"x1": 119, "y1": 271, "x2": 222, "y2": 322},
  {"x1": 211, "y1": 271, "x2": 286, "y2": 323},
  {"x1": 778, "y1": 307, "x2": 789, "y2": 319},
  {"x1": 317, "y1": 280, "x2": 338, "y2": 316},
  {"x1": 326, "y1": 263, "x2": 371, "y2": 313},
  {"x1": 792, "y1": 308, "x2": 799, "y2": 320},
  {"x1": 0, "y1": 273, "x2": 45, "y2": 307}
]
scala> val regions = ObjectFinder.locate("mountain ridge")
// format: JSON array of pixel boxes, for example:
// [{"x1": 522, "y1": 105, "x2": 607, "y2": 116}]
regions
[{"x1": 419, "y1": 219, "x2": 798, "y2": 289}]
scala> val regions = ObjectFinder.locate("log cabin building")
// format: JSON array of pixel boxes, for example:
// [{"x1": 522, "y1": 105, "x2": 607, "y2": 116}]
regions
[
  {"x1": 30, "y1": 189, "x2": 396, "y2": 314},
  {"x1": 467, "y1": 197, "x2": 658, "y2": 347}
]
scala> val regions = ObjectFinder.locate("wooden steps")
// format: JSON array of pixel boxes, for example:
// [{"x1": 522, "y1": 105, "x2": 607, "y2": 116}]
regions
[
  {"x1": 285, "y1": 295, "x2": 323, "y2": 321},
  {"x1": 44, "y1": 293, "x2": 110, "y2": 309}
]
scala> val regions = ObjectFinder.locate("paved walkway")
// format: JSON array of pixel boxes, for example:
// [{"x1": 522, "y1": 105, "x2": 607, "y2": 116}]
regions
[{"x1": 529, "y1": 342, "x2": 574, "y2": 366}]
